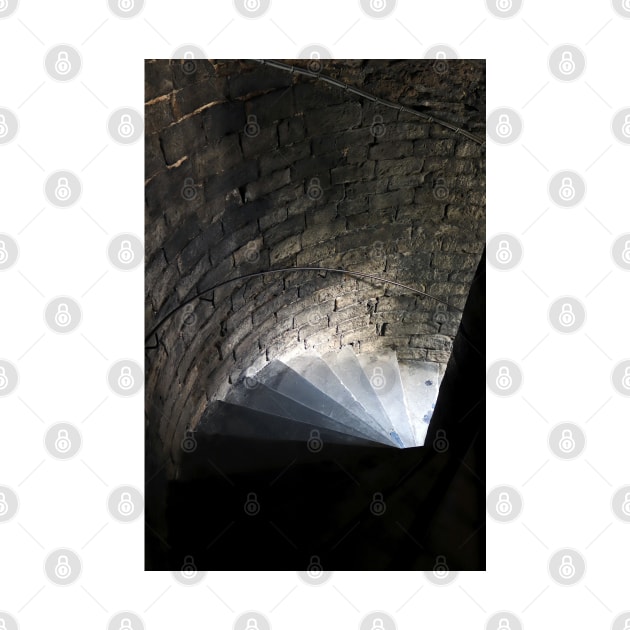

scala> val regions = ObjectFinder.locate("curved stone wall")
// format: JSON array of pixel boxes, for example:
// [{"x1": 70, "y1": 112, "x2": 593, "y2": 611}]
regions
[{"x1": 145, "y1": 59, "x2": 485, "y2": 472}]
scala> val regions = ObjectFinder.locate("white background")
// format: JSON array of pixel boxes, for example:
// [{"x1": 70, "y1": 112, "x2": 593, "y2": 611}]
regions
[{"x1": 1, "y1": 0, "x2": 629, "y2": 628}]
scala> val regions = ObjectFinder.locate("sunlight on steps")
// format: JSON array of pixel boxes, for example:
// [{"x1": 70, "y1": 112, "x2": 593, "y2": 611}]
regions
[{"x1": 218, "y1": 346, "x2": 442, "y2": 449}]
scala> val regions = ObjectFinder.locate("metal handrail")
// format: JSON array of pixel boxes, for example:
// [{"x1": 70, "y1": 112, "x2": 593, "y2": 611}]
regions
[
  {"x1": 250, "y1": 59, "x2": 486, "y2": 146},
  {"x1": 145, "y1": 266, "x2": 463, "y2": 346}
]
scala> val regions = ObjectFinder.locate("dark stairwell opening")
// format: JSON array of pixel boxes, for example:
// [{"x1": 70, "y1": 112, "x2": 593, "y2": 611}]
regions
[{"x1": 144, "y1": 58, "x2": 486, "y2": 570}]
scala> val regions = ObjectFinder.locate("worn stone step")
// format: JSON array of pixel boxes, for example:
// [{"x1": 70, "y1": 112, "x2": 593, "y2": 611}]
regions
[
  {"x1": 224, "y1": 372, "x2": 388, "y2": 445},
  {"x1": 397, "y1": 361, "x2": 441, "y2": 446},
  {"x1": 322, "y1": 346, "x2": 404, "y2": 447},
  {"x1": 282, "y1": 350, "x2": 399, "y2": 447},
  {"x1": 356, "y1": 349, "x2": 416, "y2": 448},
  {"x1": 254, "y1": 359, "x2": 392, "y2": 446}
]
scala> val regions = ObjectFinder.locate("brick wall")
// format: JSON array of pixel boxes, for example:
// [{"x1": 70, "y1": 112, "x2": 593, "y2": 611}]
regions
[{"x1": 145, "y1": 59, "x2": 485, "y2": 471}]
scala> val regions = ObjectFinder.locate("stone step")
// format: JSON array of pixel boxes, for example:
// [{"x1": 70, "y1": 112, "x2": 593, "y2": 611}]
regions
[
  {"x1": 322, "y1": 346, "x2": 404, "y2": 447},
  {"x1": 253, "y1": 359, "x2": 392, "y2": 446},
  {"x1": 397, "y1": 360, "x2": 440, "y2": 446},
  {"x1": 225, "y1": 371, "x2": 389, "y2": 445},
  {"x1": 282, "y1": 350, "x2": 399, "y2": 447},
  {"x1": 200, "y1": 400, "x2": 385, "y2": 447},
  {"x1": 356, "y1": 349, "x2": 416, "y2": 448}
]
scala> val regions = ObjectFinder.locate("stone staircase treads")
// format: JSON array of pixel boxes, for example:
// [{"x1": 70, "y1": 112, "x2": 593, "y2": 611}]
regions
[
  {"x1": 225, "y1": 375, "x2": 387, "y2": 444},
  {"x1": 282, "y1": 351, "x2": 399, "y2": 447},
  {"x1": 217, "y1": 346, "x2": 444, "y2": 450},
  {"x1": 179, "y1": 401, "x2": 391, "y2": 479},
  {"x1": 322, "y1": 346, "x2": 404, "y2": 447},
  {"x1": 253, "y1": 359, "x2": 392, "y2": 446},
  {"x1": 356, "y1": 348, "x2": 416, "y2": 448},
  {"x1": 200, "y1": 400, "x2": 385, "y2": 447},
  {"x1": 397, "y1": 360, "x2": 440, "y2": 446}
]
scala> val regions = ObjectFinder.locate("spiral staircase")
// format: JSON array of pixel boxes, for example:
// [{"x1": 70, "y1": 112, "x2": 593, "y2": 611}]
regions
[
  {"x1": 153, "y1": 254, "x2": 486, "y2": 571},
  {"x1": 161, "y1": 348, "x2": 481, "y2": 571},
  {"x1": 197, "y1": 346, "x2": 439, "y2": 454}
]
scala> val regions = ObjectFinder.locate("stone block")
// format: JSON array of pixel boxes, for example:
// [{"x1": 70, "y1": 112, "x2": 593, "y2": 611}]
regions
[
  {"x1": 301, "y1": 218, "x2": 345, "y2": 248},
  {"x1": 244, "y1": 167, "x2": 291, "y2": 201},
  {"x1": 240, "y1": 123, "x2": 278, "y2": 158},
  {"x1": 245, "y1": 88, "x2": 295, "y2": 125},
  {"x1": 159, "y1": 113, "x2": 206, "y2": 165},
  {"x1": 263, "y1": 214, "x2": 305, "y2": 248},
  {"x1": 172, "y1": 78, "x2": 227, "y2": 119},
  {"x1": 368, "y1": 141, "x2": 413, "y2": 160},
  {"x1": 296, "y1": 240, "x2": 336, "y2": 266},
  {"x1": 409, "y1": 334, "x2": 453, "y2": 351},
  {"x1": 278, "y1": 116, "x2": 306, "y2": 145},
  {"x1": 270, "y1": 234, "x2": 301, "y2": 264},
  {"x1": 222, "y1": 198, "x2": 271, "y2": 233},
  {"x1": 259, "y1": 142, "x2": 311, "y2": 175},
  {"x1": 340, "y1": 324, "x2": 377, "y2": 345},
  {"x1": 146, "y1": 99, "x2": 174, "y2": 136},
  {"x1": 145, "y1": 60, "x2": 173, "y2": 101},
  {"x1": 331, "y1": 161, "x2": 375, "y2": 185},
  {"x1": 203, "y1": 101, "x2": 246, "y2": 140},
  {"x1": 228, "y1": 67, "x2": 292, "y2": 99},
  {"x1": 426, "y1": 350, "x2": 452, "y2": 363},
  {"x1": 375, "y1": 157, "x2": 424, "y2": 178},
  {"x1": 304, "y1": 102, "x2": 362, "y2": 135},
  {"x1": 192, "y1": 133, "x2": 242, "y2": 178},
  {"x1": 293, "y1": 301, "x2": 334, "y2": 328},
  {"x1": 203, "y1": 160, "x2": 258, "y2": 199},
  {"x1": 369, "y1": 189, "x2": 415, "y2": 210},
  {"x1": 432, "y1": 252, "x2": 479, "y2": 270},
  {"x1": 294, "y1": 81, "x2": 346, "y2": 111}
]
